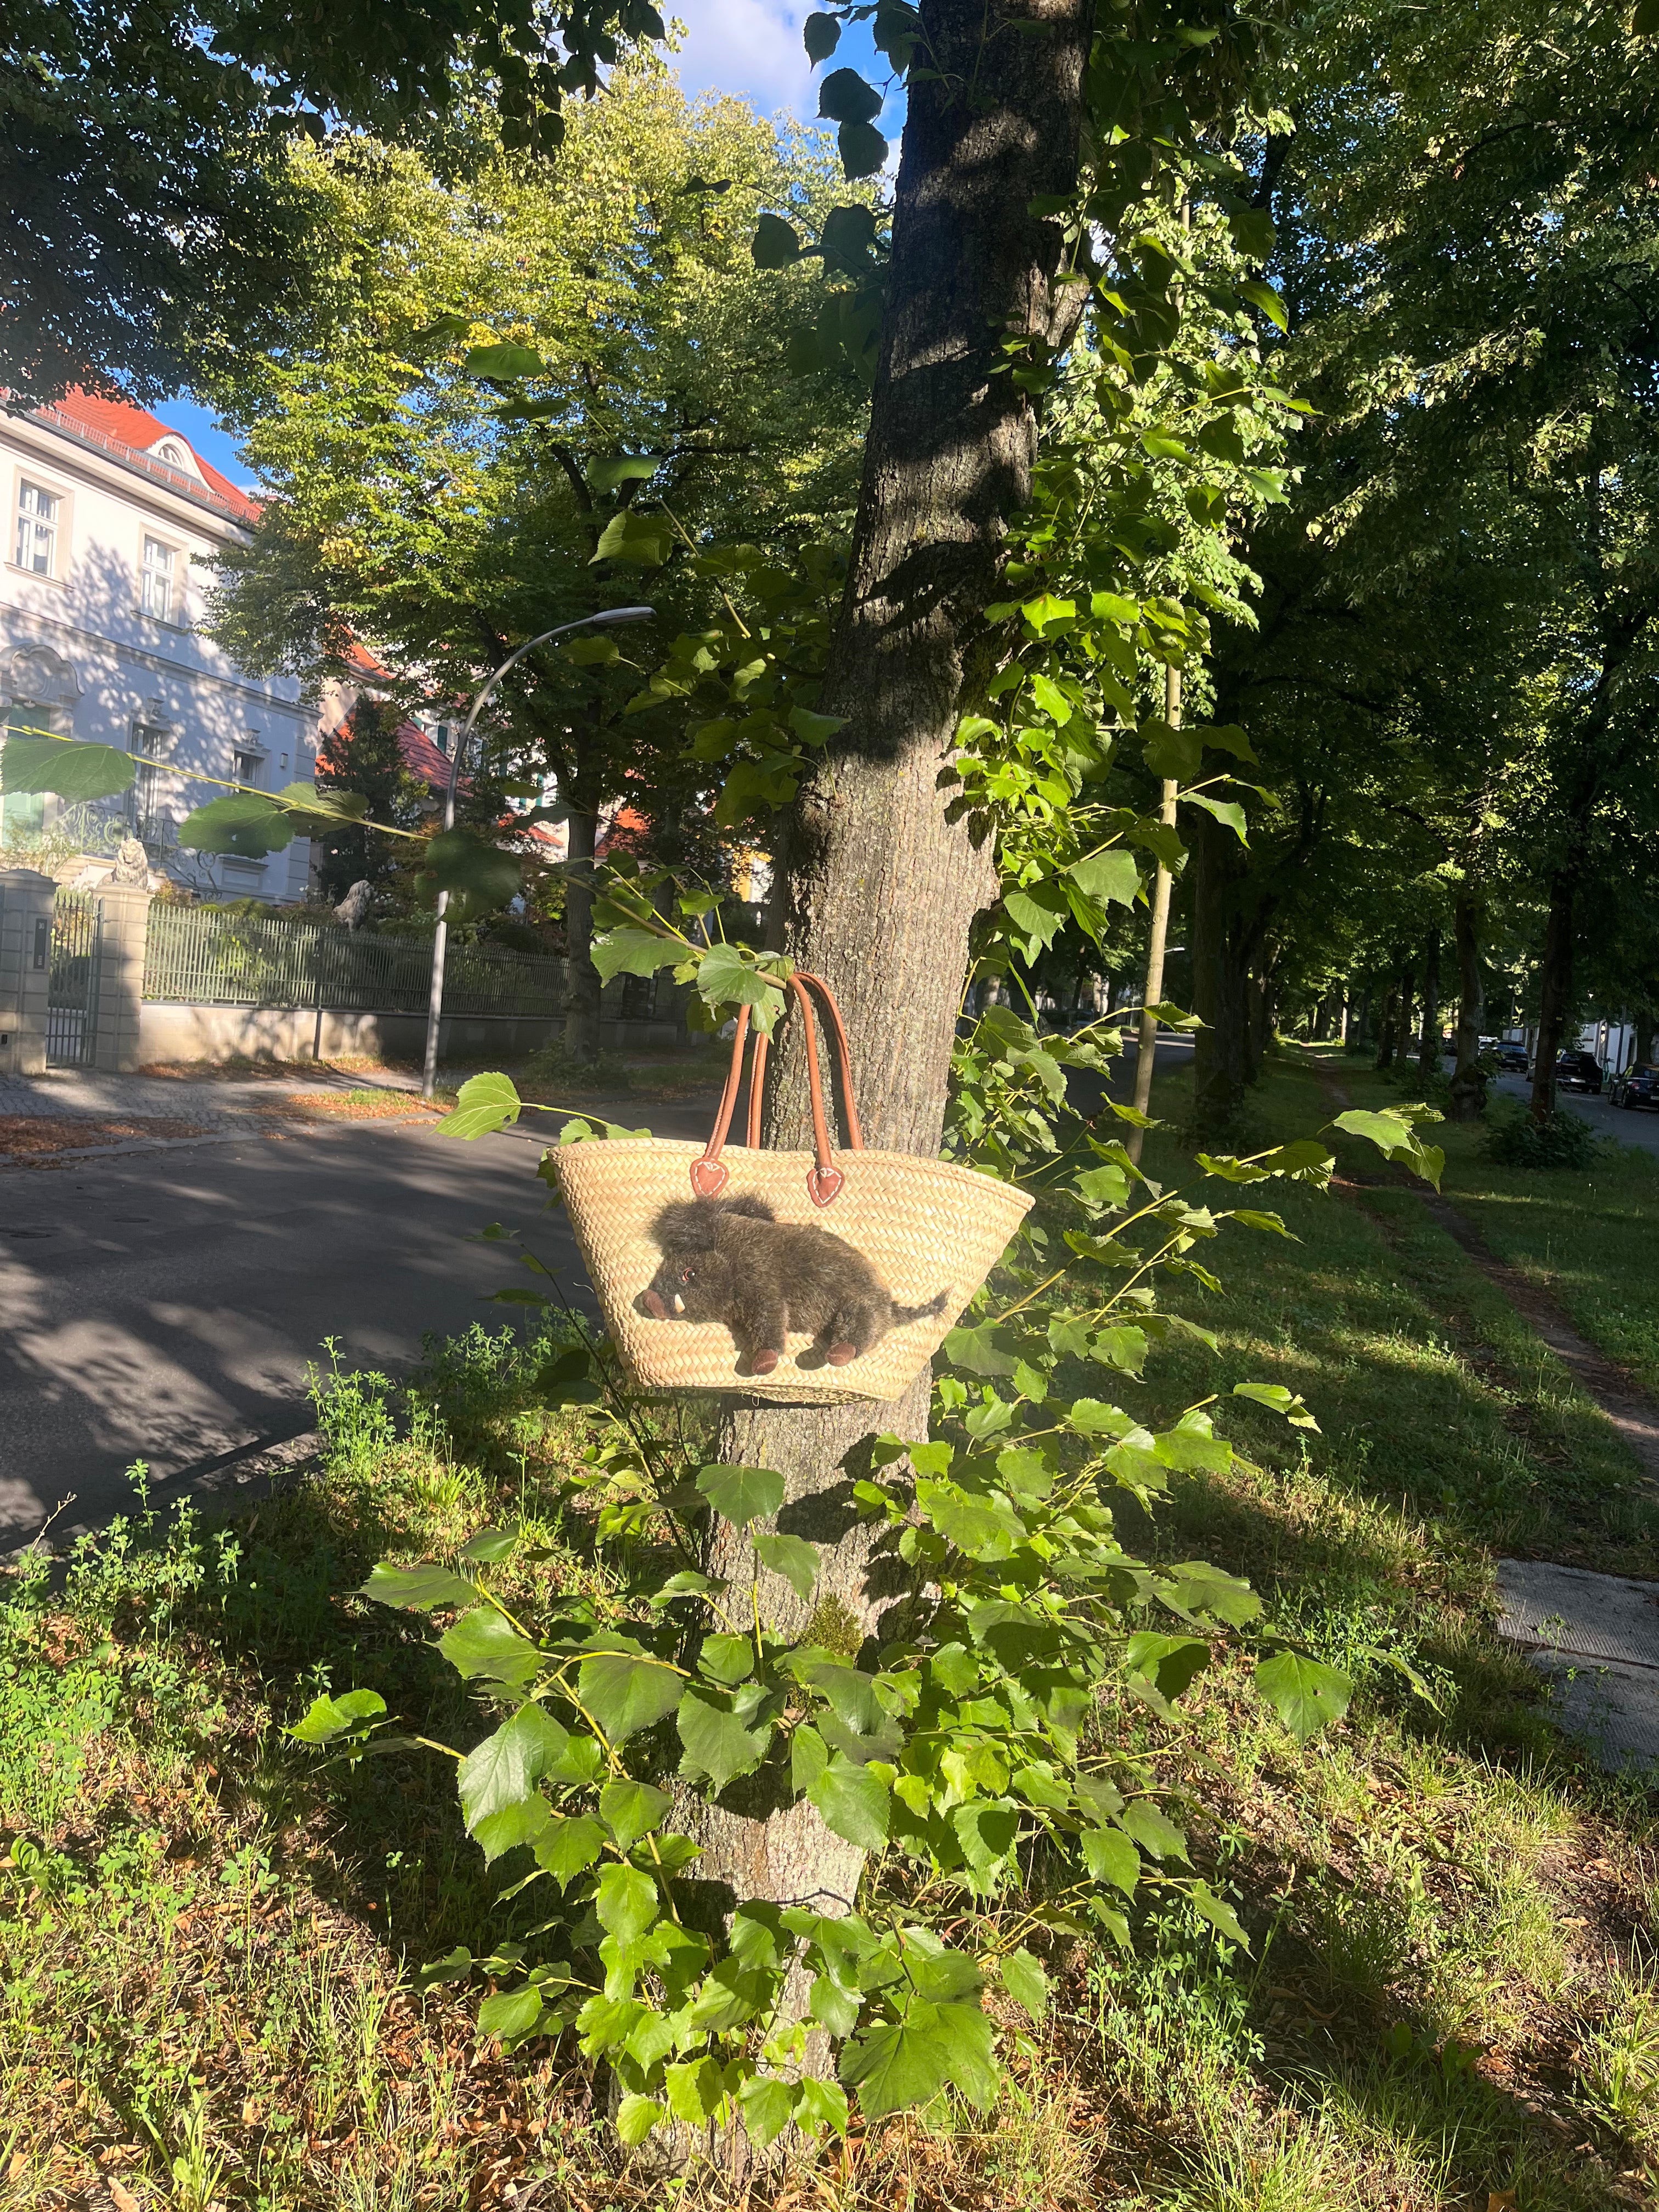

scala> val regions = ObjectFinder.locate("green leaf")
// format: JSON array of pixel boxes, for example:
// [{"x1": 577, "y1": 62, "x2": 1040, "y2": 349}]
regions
[
  {"x1": 809, "y1": 1753, "x2": 889, "y2": 1851},
  {"x1": 1232, "y1": 1381, "x2": 1319, "y2": 1431},
  {"x1": 792, "y1": 1722, "x2": 830, "y2": 1795},
  {"x1": 464, "y1": 341, "x2": 545, "y2": 379},
  {"x1": 818, "y1": 65, "x2": 882, "y2": 122},
  {"x1": 820, "y1": 204, "x2": 878, "y2": 268},
  {"x1": 1030, "y1": 672, "x2": 1073, "y2": 725},
  {"x1": 478, "y1": 1983, "x2": 545, "y2": 2043},
  {"x1": 943, "y1": 1323, "x2": 1019, "y2": 1378},
  {"x1": 788, "y1": 702, "x2": 846, "y2": 745},
  {"x1": 738, "y1": 2074, "x2": 795, "y2": 2148},
  {"x1": 998, "y1": 1948, "x2": 1049, "y2": 2023},
  {"x1": 696, "y1": 1463, "x2": 786, "y2": 1527},
  {"x1": 803, "y1": 10, "x2": 842, "y2": 61},
  {"x1": 616, "y1": 2093, "x2": 664, "y2": 2147},
  {"x1": 1119, "y1": 1801, "x2": 1189, "y2": 1863},
  {"x1": 591, "y1": 926, "x2": 678, "y2": 983},
  {"x1": 439, "y1": 1607, "x2": 543, "y2": 1689},
  {"x1": 698, "y1": 1632, "x2": 755, "y2": 1687},
  {"x1": 919, "y1": 1484, "x2": 1024, "y2": 1562},
  {"x1": 458, "y1": 1703, "x2": 571, "y2": 1830},
  {"x1": 177, "y1": 792, "x2": 296, "y2": 857},
  {"x1": 795, "y1": 2074, "x2": 849, "y2": 2136},
  {"x1": 587, "y1": 454, "x2": 657, "y2": 493},
  {"x1": 599, "y1": 1779, "x2": 673, "y2": 1851},
  {"x1": 359, "y1": 1562, "x2": 476, "y2": 1611},
  {"x1": 437, "y1": 1070, "x2": 522, "y2": 1142},
  {"x1": 754, "y1": 1532, "x2": 819, "y2": 1601},
  {"x1": 0, "y1": 737, "x2": 134, "y2": 802},
  {"x1": 1068, "y1": 850, "x2": 1140, "y2": 907},
  {"x1": 595, "y1": 1862, "x2": 659, "y2": 1945},
  {"x1": 678, "y1": 1686, "x2": 769, "y2": 1793},
  {"x1": 589, "y1": 509, "x2": 671, "y2": 567},
  {"x1": 1189, "y1": 1881, "x2": 1251, "y2": 1949},
  {"x1": 665, "y1": 2055, "x2": 724, "y2": 2124},
  {"x1": 425, "y1": 828, "x2": 521, "y2": 907},
  {"x1": 1182, "y1": 792, "x2": 1248, "y2": 843},
  {"x1": 577, "y1": 1650, "x2": 686, "y2": 1741},
  {"x1": 840, "y1": 2000, "x2": 997, "y2": 2117},
  {"x1": 287, "y1": 1688, "x2": 386, "y2": 1745},
  {"x1": 459, "y1": 1526, "x2": 518, "y2": 1562},
  {"x1": 838, "y1": 120, "x2": 889, "y2": 177},
  {"x1": 1254, "y1": 1651, "x2": 1352, "y2": 1743},
  {"x1": 810, "y1": 1970, "x2": 861, "y2": 2036},
  {"x1": 694, "y1": 943, "x2": 782, "y2": 1013},
  {"x1": 471, "y1": 1795, "x2": 551, "y2": 1866},
  {"x1": 1126, "y1": 1630, "x2": 1211, "y2": 1699},
  {"x1": 752, "y1": 212, "x2": 803, "y2": 269},
  {"x1": 1141, "y1": 718, "x2": 1203, "y2": 782},
  {"x1": 1238, "y1": 279, "x2": 1288, "y2": 331},
  {"x1": 534, "y1": 1813, "x2": 607, "y2": 1886},
  {"x1": 1082, "y1": 1824, "x2": 1139, "y2": 1897}
]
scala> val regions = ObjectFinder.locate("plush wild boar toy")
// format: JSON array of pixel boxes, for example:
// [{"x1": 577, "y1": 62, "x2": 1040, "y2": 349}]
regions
[{"x1": 639, "y1": 1195, "x2": 947, "y2": 1374}]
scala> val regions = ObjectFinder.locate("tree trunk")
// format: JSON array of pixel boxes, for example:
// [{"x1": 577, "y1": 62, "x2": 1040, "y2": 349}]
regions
[
  {"x1": 1448, "y1": 890, "x2": 1486, "y2": 1121},
  {"x1": 1375, "y1": 983, "x2": 1398, "y2": 1070},
  {"x1": 1530, "y1": 867, "x2": 1576, "y2": 1121},
  {"x1": 1417, "y1": 929, "x2": 1441, "y2": 1076},
  {"x1": 1637, "y1": 1007, "x2": 1655, "y2": 1070},
  {"x1": 1189, "y1": 804, "x2": 1252, "y2": 1137},
  {"x1": 689, "y1": 0, "x2": 1097, "y2": 2049},
  {"x1": 1128, "y1": 664, "x2": 1180, "y2": 1164},
  {"x1": 563, "y1": 805, "x2": 601, "y2": 1062},
  {"x1": 1393, "y1": 961, "x2": 1415, "y2": 1070}
]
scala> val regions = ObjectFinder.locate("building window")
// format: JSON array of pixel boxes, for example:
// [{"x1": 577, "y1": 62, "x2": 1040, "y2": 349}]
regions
[
  {"x1": 233, "y1": 749, "x2": 261, "y2": 789},
  {"x1": 142, "y1": 536, "x2": 177, "y2": 621},
  {"x1": 129, "y1": 722, "x2": 167, "y2": 840},
  {"x1": 15, "y1": 482, "x2": 59, "y2": 575}
]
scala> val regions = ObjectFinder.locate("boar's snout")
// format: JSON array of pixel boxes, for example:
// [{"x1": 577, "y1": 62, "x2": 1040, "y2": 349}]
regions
[{"x1": 641, "y1": 1287, "x2": 668, "y2": 1320}]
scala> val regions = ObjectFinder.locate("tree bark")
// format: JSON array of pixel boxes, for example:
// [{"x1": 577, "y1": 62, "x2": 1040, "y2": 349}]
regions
[
  {"x1": 691, "y1": 0, "x2": 1098, "y2": 2004},
  {"x1": 1393, "y1": 960, "x2": 1415, "y2": 1070},
  {"x1": 1189, "y1": 803, "x2": 1253, "y2": 1137},
  {"x1": 1416, "y1": 929, "x2": 1441, "y2": 1076},
  {"x1": 1374, "y1": 983, "x2": 1397, "y2": 1070},
  {"x1": 563, "y1": 805, "x2": 601, "y2": 1062},
  {"x1": 1530, "y1": 867, "x2": 1576, "y2": 1121},
  {"x1": 1448, "y1": 890, "x2": 1486, "y2": 1121}
]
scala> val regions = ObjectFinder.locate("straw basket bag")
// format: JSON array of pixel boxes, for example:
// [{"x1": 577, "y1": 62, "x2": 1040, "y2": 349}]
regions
[{"x1": 556, "y1": 971, "x2": 1034, "y2": 1403}]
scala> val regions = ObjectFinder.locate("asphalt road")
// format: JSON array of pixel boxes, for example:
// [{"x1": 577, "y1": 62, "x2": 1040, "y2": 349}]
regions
[
  {"x1": 0, "y1": 1115, "x2": 612, "y2": 1545},
  {"x1": 1490, "y1": 1069, "x2": 1659, "y2": 1156}
]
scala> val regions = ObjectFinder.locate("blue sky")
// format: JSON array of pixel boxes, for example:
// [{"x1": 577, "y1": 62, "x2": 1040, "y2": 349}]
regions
[{"x1": 170, "y1": 2, "x2": 900, "y2": 487}]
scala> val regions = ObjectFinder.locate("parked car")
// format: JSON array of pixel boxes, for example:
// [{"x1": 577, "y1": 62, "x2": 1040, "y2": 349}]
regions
[
  {"x1": 1496, "y1": 1040, "x2": 1528, "y2": 1073},
  {"x1": 1611, "y1": 1063, "x2": 1659, "y2": 1110},
  {"x1": 1554, "y1": 1050, "x2": 1604, "y2": 1094}
]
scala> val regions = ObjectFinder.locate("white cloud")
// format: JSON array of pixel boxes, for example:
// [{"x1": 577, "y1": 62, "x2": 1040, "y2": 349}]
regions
[{"x1": 666, "y1": 0, "x2": 818, "y2": 122}]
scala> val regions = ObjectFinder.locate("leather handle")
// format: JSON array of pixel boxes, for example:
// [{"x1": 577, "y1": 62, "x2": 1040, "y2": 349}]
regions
[{"x1": 691, "y1": 969, "x2": 862, "y2": 1207}]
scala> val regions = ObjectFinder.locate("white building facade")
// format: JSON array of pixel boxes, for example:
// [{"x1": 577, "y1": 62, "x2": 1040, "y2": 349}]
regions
[{"x1": 1, "y1": 390, "x2": 312, "y2": 901}]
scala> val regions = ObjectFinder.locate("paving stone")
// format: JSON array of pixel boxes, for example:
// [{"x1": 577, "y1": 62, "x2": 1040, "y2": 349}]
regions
[{"x1": 1496, "y1": 1558, "x2": 1659, "y2": 1774}]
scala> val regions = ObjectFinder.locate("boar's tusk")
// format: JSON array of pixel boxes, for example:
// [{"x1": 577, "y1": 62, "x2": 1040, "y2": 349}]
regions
[{"x1": 672, "y1": 1293, "x2": 685, "y2": 1315}]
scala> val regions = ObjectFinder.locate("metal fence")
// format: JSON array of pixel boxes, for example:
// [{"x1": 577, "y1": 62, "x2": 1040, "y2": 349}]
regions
[
  {"x1": 47, "y1": 889, "x2": 99, "y2": 1065},
  {"x1": 142, "y1": 901, "x2": 566, "y2": 1018}
]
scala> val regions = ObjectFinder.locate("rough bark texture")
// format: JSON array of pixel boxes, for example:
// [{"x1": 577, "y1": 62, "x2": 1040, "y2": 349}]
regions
[
  {"x1": 1374, "y1": 984, "x2": 1397, "y2": 1071},
  {"x1": 1530, "y1": 868, "x2": 1575, "y2": 1121},
  {"x1": 1416, "y1": 929, "x2": 1441, "y2": 1076},
  {"x1": 563, "y1": 806, "x2": 601, "y2": 1062},
  {"x1": 689, "y1": 0, "x2": 1098, "y2": 1994},
  {"x1": 1448, "y1": 891, "x2": 1487, "y2": 1121}
]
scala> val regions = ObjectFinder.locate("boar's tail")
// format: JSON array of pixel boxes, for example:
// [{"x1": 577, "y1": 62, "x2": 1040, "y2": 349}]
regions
[{"x1": 892, "y1": 1288, "x2": 949, "y2": 1327}]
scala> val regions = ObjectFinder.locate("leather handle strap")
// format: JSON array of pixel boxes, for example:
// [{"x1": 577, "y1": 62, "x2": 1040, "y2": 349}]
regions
[{"x1": 691, "y1": 969, "x2": 861, "y2": 1207}]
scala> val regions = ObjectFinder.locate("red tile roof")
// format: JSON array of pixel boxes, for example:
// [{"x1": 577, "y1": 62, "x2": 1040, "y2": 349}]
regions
[
  {"x1": 396, "y1": 719, "x2": 455, "y2": 792},
  {"x1": 35, "y1": 387, "x2": 262, "y2": 526}
]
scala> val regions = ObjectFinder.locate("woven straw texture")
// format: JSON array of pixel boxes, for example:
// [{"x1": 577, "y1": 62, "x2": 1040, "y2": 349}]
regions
[{"x1": 557, "y1": 1139, "x2": 1034, "y2": 1403}]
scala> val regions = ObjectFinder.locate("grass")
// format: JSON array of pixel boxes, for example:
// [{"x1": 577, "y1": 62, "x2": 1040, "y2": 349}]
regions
[
  {"x1": 1321, "y1": 1045, "x2": 1659, "y2": 1402},
  {"x1": 5, "y1": 1053, "x2": 1659, "y2": 2208}
]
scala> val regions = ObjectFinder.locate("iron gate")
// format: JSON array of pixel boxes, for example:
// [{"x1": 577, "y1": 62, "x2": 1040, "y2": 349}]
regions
[{"x1": 47, "y1": 890, "x2": 98, "y2": 1066}]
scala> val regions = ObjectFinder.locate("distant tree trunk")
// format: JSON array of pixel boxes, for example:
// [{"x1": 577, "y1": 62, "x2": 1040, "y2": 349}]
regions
[
  {"x1": 675, "y1": 1, "x2": 1098, "y2": 2157},
  {"x1": 1393, "y1": 960, "x2": 1415, "y2": 1070},
  {"x1": 563, "y1": 805, "x2": 601, "y2": 1062},
  {"x1": 1417, "y1": 929, "x2": 1441, "y2": 1076},
  {"x1": 1448, "y1": 890, "x2": 1486, "y2": 1121},
  {"x1": 1530, "y1": 867, "x2": 1576, "y2": 1121},
  {"x1": 1637, "y1": 1007, "x2": 1655, "y2": 1069},
  {"x1": 1375, "y1": 983, "x2": 1398, "y2": 1070},
  {"x1": 1189, "y1": 805, "x2": 1253, "y2": 1136}
]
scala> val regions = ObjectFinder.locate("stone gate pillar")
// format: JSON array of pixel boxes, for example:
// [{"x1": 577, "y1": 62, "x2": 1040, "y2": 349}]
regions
[
  {"x1": 89, "y1": 882, "x2": 153, "y2": 1073},
  {"x1": 0, "y1": 869, "x2": 54, "y2": 1076}
]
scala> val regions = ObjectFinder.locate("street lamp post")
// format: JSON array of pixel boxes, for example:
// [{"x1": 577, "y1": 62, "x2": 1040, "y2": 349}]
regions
[{"x1": 420, "y1": 606, "x2": 653, "y2": 1099}]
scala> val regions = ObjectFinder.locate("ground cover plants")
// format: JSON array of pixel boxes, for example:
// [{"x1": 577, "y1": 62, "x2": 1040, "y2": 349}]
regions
[{"x1": 5, "y1": 1034, "x2": 1658, "y2": 2209}]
